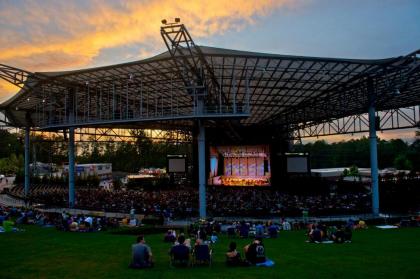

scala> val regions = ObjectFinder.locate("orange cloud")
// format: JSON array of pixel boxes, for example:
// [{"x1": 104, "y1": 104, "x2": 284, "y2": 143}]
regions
[
  {"x1": 0, "y1": 0, "x2": 297, "y2": 101},
  {"x1": 302, "y1": 129, "x2": 418, "y2": 144},
  {"x1": 0, "y1": 81, "x2": 20, "y2": 103}
]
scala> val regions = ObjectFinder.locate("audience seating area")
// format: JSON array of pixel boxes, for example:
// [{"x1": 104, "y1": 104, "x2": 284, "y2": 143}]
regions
[{"x1": 4, "y1": 185, "x2": 372, "y2": 218}]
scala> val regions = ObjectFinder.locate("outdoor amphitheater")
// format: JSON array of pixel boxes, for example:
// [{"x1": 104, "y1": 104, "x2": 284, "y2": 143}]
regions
[{"x1": 0, "y1": 2, "x2": 419, "y2": 279}]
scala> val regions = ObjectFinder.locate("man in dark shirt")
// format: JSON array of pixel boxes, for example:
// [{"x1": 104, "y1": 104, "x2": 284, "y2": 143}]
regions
[
  {"x1": 332, "y1": 225, "x2": 345, "y2": 243},
  {"x1": 130, "y1": 235, "x2": 153, "y2": 268},
  {"x1": 244, "y1": 237, "x2": 266, "y2": 264},
  {"x1": 170, "y1": 235, "x2": 190, "y2": 266}
]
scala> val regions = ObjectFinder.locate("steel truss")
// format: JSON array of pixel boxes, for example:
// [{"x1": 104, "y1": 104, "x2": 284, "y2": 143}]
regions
[
  {"x1": 0, "y1": 64, "x2": 32, "y2": 89},
  {"x1": 1, "y1": 111, "x2": 192, "y2": 144},
  {"x1": 293, "y1": 105, "x2": 420, "y2": 138},
  {"x1": 30, "y1": 128, "x2": 192, "y2": 143},
  {"x1": 0, "y1": 22, "x2": 419, "y2": 137}
]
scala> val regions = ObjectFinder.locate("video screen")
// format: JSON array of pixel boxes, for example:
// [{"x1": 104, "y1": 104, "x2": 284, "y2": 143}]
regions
[
  {"x1": 287, "y1": 156, "x2": 309, "y2": 173},
  {"x1": 208, "y1": 145, "x2": 271, "y2": 186},
  {"x1": 285, "y1": 153, "x2": 310, "y2": 173},
  {"x1": 167, "y1": 156, "x2": 186, "y2": 173}
]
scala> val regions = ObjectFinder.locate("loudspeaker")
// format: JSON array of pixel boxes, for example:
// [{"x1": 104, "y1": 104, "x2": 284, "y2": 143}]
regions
[
  {"x1": 264, "y1": 159, "x2": 268, "y2": 173},
  {"x1": 218, "y1": 155, "x2": 224, "y2": 176}
]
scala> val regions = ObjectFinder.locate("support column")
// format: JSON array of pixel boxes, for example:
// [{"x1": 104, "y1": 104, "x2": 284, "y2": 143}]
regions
[
  {"x1": 198, "y1": 121, "x2": 206, "y2": 219},
  {"x1": 24, "y1": 126, "x2": 30, "y2": 198},
  {"x1": 68, "y1": 127, "x2": 75, "y2": 208},
  {"x1": 368, "y1": 78, "x2": 379, "y2": 216}
]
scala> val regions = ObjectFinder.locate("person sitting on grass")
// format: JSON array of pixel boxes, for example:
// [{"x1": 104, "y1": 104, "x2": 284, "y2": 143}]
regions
[
  {"x1": 344, "y1": 226, "x2": 352, "y2": 243},
  {"x1": 210, "y1": 232, "x2": 218, "y2": 244},
  {"x1": 244, "y1": 237, "x2": 266, "y2": 265},
  {"x1": 129, "y1": 235, "x2": 153, "y2": 269},
  {"x1": 308, "y1": 225, "x2": 322, "y2": 243},
  {"x1": 197, "y1": 227, "x2": 207, "y2": 241},
  {"x1": 193, "y1": 239, "x2": 212, "y2": 265},
  {"x1": 255, "y1": 223, "x2": 265, "y2": 238},
  {"x1": 331, "y1": 225, "x2": 345, "y2": 244},
  {"x1": 239, "y1": 222, "x2": 250, "y2": 238},
  {"x1": 164, "y1": 230, "x2": 176, "y2": 243},
  {"x1": 170, "y1": 235, "x2": 190, "y2": 266},
  {"x1": 356, "y1": 219, "x2": 368, "y2": 229},
  {"x1": 268, "y1": 223, "x2": 279, "y2": 238},
  {"x1": 226, "y1": 242, "x2": 248, "y2": 267}
]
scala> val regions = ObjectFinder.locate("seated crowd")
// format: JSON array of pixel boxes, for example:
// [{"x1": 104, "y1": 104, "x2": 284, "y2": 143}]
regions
[
  {"x1": 0, "y1": 204, "x2": 121, "y2": 233},
  {"x1": 130, "y1": 225, "x2": 273, "y2": 269},
  {"x1": 307, "y1": 222, "x2": 353, "y2": 243},
  {"x1": 5, "y1": 185, "x2": 371, "y2": 219},
  {"x1": 3, "y1": 203, "x2": 419, "y2": 271}
]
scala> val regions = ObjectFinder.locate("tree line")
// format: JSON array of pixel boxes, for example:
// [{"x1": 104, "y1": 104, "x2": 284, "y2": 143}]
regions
[
  {"x1": 0, "y1": 129, "x2": 190, "y2": 174},
  {"x1": 0, "y1": 129, "x2": 419, "y2": 174},
  {"x1": 293, "y1": 137, "x2": 420, "y2": 170}
]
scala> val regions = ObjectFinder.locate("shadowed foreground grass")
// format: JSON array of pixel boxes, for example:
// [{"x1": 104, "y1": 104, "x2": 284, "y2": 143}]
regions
[{"x1": 0, "y1": 226, "x2": 419, "y2": 279}]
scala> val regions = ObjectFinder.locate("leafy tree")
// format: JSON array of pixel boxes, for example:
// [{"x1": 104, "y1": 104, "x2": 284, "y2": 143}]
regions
[
  {"x1": 0, "y1": 153, "x2": 24, "y2": 175},
  {"x1": 394, "y1": 154, "x2": 413, "y2": 170},
  {"x1": 0, "y1": 130, "x2": 23, "y2": 158},
  {"x1": 348, "y1": 165, "x2": 359, "y2": 177},
  {"x1": 295, "y1": 137, "x2": 419, "y2": 171}
]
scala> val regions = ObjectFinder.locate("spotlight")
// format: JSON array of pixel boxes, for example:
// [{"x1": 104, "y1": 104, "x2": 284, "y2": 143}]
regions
[
  {"x1": 175, "y1": 18, "x2": 181, "y2": 23},
  {"x1": 161, "y1": 19, "x2": 167, "y2": 25}
]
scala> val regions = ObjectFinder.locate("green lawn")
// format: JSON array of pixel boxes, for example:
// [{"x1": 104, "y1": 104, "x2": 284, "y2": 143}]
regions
[{"x1": 0, "y1": 226, "x2": 419, "y2": 279}]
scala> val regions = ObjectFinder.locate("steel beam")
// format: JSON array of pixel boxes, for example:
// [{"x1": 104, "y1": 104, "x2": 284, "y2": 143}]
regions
[
  {"x1": 369, "y1": 105, "x2": 380, "y2": 215},
  {"x1": 198, "y1": 120, "x2": 206, "y2": 219},
  {"x1": 24, "y1": 126, "x2": 30, "y2": 197},
  {"x1": 68, "y1": 127, "x2": 75, "y2": 208},
  {"x1": 368, "y1": 78, "x2": 380, "y2": 216},
  {"x1": 293, "y1": 105, "x2": 419, "y2": 138}
]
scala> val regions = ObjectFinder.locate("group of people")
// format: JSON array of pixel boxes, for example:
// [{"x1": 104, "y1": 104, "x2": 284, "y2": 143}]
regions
[
  {"x1": 225, "y1": 221, "x2": 282, "y2": 239},
  {"x1": 130, "y1": 232, "x2": 272, "y2": 269},
  {"x1": 131, "y1": 233, "x2": 212, "y2": 269},
  {"x1": 226, "y1": 238, "x2": 270, "y2": 266},
  {"x1": 6, "y1": 185, "x2": 371, "y2": 218},
  {"x1": 59, "y1": 211, "x2": 120, "y2": 232},
  {"x1": 0, "y1": 204, "x2": 122, "y2": 233},
  {"x1": 307, "y1": 222, "x2": 353, "y2": 243},
  {"x1": 207, "y1": 188, "x2": 371, "y2": 217},
  {"x1": 0, "y1": 205, "x2": 57, "y2": 232}
]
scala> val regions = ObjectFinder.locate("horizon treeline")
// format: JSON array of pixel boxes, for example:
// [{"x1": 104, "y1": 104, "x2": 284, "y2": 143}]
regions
[{"x1": 0, "y1": 129, "x2": 419, "y2": 173}]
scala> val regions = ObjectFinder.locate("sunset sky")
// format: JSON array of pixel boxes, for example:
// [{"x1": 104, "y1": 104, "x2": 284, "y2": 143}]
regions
[{"x1": 0, "y1": 0, "x2": 419, "y2": 141}]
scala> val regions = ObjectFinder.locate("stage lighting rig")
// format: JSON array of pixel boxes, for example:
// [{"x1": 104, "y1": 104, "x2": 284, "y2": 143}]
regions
[{"x1": 161, "y1": 18, "x2": 182, "y2": 26}]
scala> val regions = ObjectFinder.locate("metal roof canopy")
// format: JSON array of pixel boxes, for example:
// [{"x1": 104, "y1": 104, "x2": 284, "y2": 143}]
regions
[{"x1": 1, "y1": 24, "x2": 420, "y2": 135}]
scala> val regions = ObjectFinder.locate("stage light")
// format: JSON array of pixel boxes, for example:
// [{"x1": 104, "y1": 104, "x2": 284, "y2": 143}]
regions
[
  {"x1": 161, "y1": 19, "x2": 167, "y2": 25},
  {"x1": 175, "y1": 18, "x2": 180, "y2": 23}
]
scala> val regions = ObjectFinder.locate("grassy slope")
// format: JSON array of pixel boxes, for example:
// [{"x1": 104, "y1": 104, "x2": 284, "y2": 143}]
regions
[{"x1": 0, "y1": 226, "x2": 419, "y2": 279}]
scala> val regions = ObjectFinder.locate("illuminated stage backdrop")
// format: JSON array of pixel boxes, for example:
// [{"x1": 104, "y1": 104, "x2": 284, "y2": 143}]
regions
[{"x1": 209, "y1": 145, "x2": 270, "y2": 186}]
